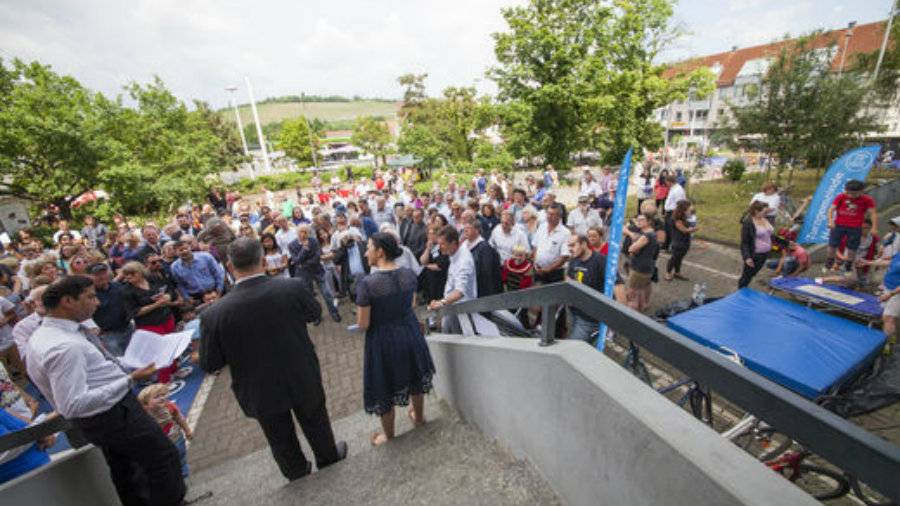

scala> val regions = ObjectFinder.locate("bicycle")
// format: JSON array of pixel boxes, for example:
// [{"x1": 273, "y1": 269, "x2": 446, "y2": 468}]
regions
[
  {"x1": 721, "y1": 413, "x2": 793, "y2": 461},
  {"x1": 621, "y1": 340, "x2": 652, "y2": 386},
  {"x1": 764, "y1": 448, "x2": 850, "y2": 501},
  {"x1": 656, "y1": 377, "x2": 713, "y2": 426}
]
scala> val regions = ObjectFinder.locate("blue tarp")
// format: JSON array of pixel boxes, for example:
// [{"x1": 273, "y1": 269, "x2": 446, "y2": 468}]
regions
[{"x1": 667, "y1": 289, "x2": 886, "y2": 400}]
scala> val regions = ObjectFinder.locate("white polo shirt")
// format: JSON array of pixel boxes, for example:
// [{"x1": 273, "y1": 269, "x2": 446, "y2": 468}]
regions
[{"x1": 532, "y1": 223, "x2": 571, "y2": 269}]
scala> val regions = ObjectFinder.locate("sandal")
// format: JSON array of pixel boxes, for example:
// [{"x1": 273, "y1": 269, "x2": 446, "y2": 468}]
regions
[
  {"x1": 673, "y1": 273, "x2": 689, "y2": 281},
  {"x1": 664, "y1": 274, "x2": 673, "y2": 281},
  {"x1": 370, "y1": 432, "x2": 389, "y2": 446},
  {"x1": 408, "y1": 407, "x2": 425, "y2": 427}
]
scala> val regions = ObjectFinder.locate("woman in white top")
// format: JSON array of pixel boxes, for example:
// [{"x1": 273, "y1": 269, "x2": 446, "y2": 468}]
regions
[
  {"x1": 750, "y1": 181, "x2": 781, "y2": 225},
  {"x1": 260, "y1": 233, "x2": 289, "y2": 279}
]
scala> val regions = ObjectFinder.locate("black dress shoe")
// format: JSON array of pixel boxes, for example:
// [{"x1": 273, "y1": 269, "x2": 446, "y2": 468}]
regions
[
  {"x1": 332, "y1": 313, "x2": 342, "y2": 323},
  {"x1": 289, "y1": 462, "x2": 313, "y2": 482},
  {"x1": 336, "y1": 440, "x2": 348, "y2": 461}
]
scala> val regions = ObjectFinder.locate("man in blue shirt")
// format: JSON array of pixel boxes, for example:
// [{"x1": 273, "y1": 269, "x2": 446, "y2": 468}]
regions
[
  {"x1": 170, "y1": 242, "x2": 225, "y2": 303},
  {"x1": 88, "y1": 264, "x2": 133, "y2": 356}
]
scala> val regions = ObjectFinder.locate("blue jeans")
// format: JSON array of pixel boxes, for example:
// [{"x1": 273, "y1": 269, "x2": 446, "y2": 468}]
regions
[
  {"x1": 301, "y1": 272, "x2": 340, "y2": 319},
  {"x1": 173, "y1": 436, "x2": 189, "y2": 477},
  {"x1": 569, "y1": 313, "x2": 597, "y2": 342},
  {"x1": 765, "y1": 257, "x2": 798, "y2": 276},
  {"x1": 98, "y1": 324, "x2": 135, "y2": 357}
]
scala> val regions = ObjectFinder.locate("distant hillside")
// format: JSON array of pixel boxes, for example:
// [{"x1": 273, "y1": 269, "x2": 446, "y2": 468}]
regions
[{"x1": 224, "y1": 100, "x2": 400, "y2": 127}]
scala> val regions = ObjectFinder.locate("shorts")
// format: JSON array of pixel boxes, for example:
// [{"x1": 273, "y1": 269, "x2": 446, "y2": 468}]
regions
[
  {"x1": 884, "y1": 292, "x2": 900, "y2": 319},
  {"x1": 829, "y1": 225, "x2": 862, "y2": 250},
  {"x1": 627, "y1": 270, "x2": 652, "y2": 289}
]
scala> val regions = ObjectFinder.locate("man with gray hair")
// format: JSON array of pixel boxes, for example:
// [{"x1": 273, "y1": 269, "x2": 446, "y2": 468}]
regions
[{"x1": 201, "y1": 237, "x2": 347, "y2": 481}]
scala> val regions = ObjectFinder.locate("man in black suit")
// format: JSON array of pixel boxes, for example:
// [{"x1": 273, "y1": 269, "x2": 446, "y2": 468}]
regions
[
  {"x1": 461, "y1": 216, "x2": 503, "y2": 297},
  {"x1": 199, "y1": 237, "x2": 347, "y2": 481},
  {"x1": 402, "y1": 208, "x2": 428, "y2": 258}
]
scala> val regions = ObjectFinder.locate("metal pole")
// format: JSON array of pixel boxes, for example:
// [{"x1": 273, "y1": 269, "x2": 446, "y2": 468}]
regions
[
  {"x1": 301, "y1": 92, "x2": 318, "y2": 170},
  {"x1": 245, "y1": 76, "x2": 272, "y2": 173},
  {"x1": 873, "y1": 0, "x2": 898, "y2": 82},
  {"x1": 839, "y1": 21, "x2": 856, "y2": 75},
  {"x1": 539, "y1": 304, "x2": 557, "y2": 346},
  {"x1": 225, "y1": 86, "x2": 250, "y2": 157}
]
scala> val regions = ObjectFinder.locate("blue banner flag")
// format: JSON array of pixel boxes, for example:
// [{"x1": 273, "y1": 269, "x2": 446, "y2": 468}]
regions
[
  {"x1": 797, "y1": 145, "x2": 882, "y2": 244},
  {"x1": 597, "y1": 147, "x2": 633, "y2": 352}
]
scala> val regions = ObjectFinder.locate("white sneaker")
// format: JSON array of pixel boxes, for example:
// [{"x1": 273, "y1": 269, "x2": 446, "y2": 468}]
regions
[{"x1": 333, "y1": 298, "x2": 340, "y2": 307}]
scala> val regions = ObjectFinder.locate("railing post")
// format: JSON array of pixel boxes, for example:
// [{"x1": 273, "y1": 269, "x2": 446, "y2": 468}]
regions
[{"x1": 539, "y1": 304, "x2": 557, "y2": 346}]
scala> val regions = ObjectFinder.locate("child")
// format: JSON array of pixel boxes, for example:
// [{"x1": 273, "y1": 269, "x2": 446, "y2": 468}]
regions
[
  {"x1": 502, "y1": 244, "x2": 534, "y2": 328},
  {"x1": 766, "y1": 241, "x2": 810, "y2": 277},
  {"x1": 825, "y1": 180, "x2": 877, "y2": 274},
  {"x1": 139, "y1": 384, "x2": 192, "y2": 477},
  {"x1": 836, "y1": 219, "x2": 878, "y2": 286},
  {"x1": 502, "y1": 244, "x2": 534, "y2": 292}
]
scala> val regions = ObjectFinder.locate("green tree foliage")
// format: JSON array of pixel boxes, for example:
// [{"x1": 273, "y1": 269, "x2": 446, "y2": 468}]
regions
[
  {"x1": 489, "y1": 0, "x2": 714, "y2": 167},
  {"x1": 0, "y1": 58, "x2": 244, "y2": 218},
  {"x1": 0, "y1": 58, "x2": 111, "y2": 219},
  {"x1": 352, "y1": 116, "x2": 393, "y2": 168},
  {"x1": 716, "y1": 34, "x2": 878, "y2": 170},
  {"x1": 397, "y1": 124, "x2": 443, "y2": 169},
  {"x1": 278, "y1": 117, "x2": 315, "y2": 166}
]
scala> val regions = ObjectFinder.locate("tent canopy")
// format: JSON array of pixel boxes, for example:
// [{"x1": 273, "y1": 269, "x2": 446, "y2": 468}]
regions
[{"x1": 387, "y1": 154, "x2": 422, "y2": 168}]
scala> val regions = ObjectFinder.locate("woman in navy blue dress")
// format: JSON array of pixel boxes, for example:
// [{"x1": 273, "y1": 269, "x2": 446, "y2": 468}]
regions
[{"x1": 357, "y1": 232, "x2": 436, "y2": 446}]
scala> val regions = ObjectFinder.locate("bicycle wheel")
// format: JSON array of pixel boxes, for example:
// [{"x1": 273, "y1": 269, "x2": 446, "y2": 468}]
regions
[
  {"x1": 785, "y1": 464, "x2": 849, "y2": 501},
  {"x1": 633, "y1": 360, "x2": 652, "y2": 386},
  {"x1": 848, "y1": 476, "x2": 898, "y2": 506},
  {"x1": 732, "y1": 428, "x2": 792, "y2": 461}
]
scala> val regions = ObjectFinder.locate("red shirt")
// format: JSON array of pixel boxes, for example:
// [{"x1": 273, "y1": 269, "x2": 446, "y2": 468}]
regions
[{"x1": 831, "y1": 193, "x2": 874, "y2": 228}]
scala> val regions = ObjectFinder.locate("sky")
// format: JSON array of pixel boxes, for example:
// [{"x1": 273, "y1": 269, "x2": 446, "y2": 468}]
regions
[{"x1": 0, "y1": 0, "x2": 892, "y2": 108}]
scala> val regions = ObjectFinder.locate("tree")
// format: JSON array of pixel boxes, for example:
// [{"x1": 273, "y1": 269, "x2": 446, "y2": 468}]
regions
[
  {"x1": 397, "y1": 124, "x2": 443, "y2": 169},
  {"x1": 278, "y1": 117, "x2": 315, "y2": 166},
  {"x1": 716, "y1": 34, "x2": 878, "y2": 176},
  {"x1": 0, "y1": 58, "x2": 109, "y2": 219},
  {"x1": 489, "y1": 0, "x2": 713, "y2": 167},
  {"x1": 352, "y1": 116, "x2": 393, "y2": 168}
]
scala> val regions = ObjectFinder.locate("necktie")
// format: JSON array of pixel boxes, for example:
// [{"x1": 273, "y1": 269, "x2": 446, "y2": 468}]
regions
[{"x1": 81, "y1": 325, "x2": 129, "y2": 373}]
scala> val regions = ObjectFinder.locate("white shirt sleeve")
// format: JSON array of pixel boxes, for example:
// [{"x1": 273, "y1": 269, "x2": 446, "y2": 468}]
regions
[{"x1": 45, "y1": 345, "x2": 129, "y2": 419}]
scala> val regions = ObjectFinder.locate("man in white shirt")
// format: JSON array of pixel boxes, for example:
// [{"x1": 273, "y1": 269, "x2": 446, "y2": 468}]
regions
[
  {"x1": 579, "y1": 170, "x2": 601, "y2": 198},
  {"x1": 371, "y1": 196, "x2": 395, "y2": 229},
  {"x1": 663, "y1": 175, "x2": 687, "y2": 250},
  {"x1": 567, "y1": 195, "x2": 601, "y2": 235},
  {"x1": 26, "y1": 276, "x2": 186, "y2": 506},
  {"x1": 490, "y1": 211, "x2": 530, "y2": 263},
  {"x1": 532, "y1": 204, "x2": 571, "y2": 284},
  {"x1": 428, "y1": 226, "x2": 477, "y2": 334},
  {"x1": 273, "y1": 215, "x2": 296, "y2": 254}
]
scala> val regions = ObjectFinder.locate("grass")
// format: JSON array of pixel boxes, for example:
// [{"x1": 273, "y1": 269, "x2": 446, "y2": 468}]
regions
[
  {"x1": 683, "y1": 167, "x2": 897, "y2": 245},
  {"x1": 228, "y1": 101, "x2": 399, "y2": 127}
]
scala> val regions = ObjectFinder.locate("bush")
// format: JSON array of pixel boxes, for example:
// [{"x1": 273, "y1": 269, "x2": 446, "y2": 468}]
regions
[{"x1": 722, "y1": 159, "x2": 746, "y2": 182}]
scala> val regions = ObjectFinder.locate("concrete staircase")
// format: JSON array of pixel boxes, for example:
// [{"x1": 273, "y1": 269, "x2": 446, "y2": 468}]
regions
[{"x1": 187, "y1": 397, "x2": 562, "y2": 506}]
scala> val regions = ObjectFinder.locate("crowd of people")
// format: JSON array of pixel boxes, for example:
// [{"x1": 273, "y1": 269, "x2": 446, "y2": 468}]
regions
[{"x1": 1, "y1": 161, "x2": 898, "y2": 505}]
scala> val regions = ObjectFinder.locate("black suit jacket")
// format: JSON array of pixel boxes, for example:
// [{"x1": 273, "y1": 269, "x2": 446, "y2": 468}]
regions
[
  {"x1": 199, "y1": 275, "x2": 324, "y2": 418},
  {"x1": 470, "y1": 240, "x2": 503, "y2": 297},
  {"x1": 403, "y1": 221, "x2": 428, "y2": 258}
]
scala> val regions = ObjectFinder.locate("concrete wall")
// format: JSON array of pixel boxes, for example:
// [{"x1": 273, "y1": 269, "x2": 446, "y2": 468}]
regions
[
  {"x1": 0, "y1": 445, "x2": 121, "y2": 506},
  {"x1": 428, "y1": 335, "x2": 820, "y2": 506},
  {"x1": 868, "y1": 176, "x2": 900, "y2": 210}
]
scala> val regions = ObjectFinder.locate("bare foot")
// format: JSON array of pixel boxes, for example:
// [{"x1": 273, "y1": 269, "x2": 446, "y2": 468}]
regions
[
  {"x1": 408, "y1": 407, "x2": 426, "y2": 427},
  {"x1": 370, "y1": 432, "x2": 389, "y2": 446}
]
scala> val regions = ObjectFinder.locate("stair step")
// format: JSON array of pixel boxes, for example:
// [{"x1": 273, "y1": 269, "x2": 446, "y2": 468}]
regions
[{"x1": 187, "y1": 397, "x2": 561, "y2": 505}]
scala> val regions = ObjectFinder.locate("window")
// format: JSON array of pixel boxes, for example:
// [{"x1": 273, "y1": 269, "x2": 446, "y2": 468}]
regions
[
  {"x1": 717, "y1": 108, "x2": 725, "y2": 117},
  {"x1": 695, "y1": 110, "x2": 709, "y2": 120},
  {"x1": 719, "y1": 88, "x2": 729, "y2": 99},
  {"x1": 675, "y1": 112, "x2": 682, "y2": 121}
]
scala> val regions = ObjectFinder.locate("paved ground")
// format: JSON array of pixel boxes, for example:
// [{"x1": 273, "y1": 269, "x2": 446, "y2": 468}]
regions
[
  {"x1": 187, "y1": 299, "x2": 364, "y2": 472},
  {"x1": 187, "y1": 202, "x2": 900, "y2": 480}
]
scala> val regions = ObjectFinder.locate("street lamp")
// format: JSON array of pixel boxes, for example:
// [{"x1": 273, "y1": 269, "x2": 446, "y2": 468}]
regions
[
  {"x1": 245, "y1": 76, "x2": 272, "y2": 173},
  {"x1": 225, "y1": 85, "x2": 250, "y2": 157},
  {"x1": 839, "y1": 21, "x2": 856, "y2": 75},
  {"x1": 301, "y1": 92, "x2": 318, "y2": 170}
]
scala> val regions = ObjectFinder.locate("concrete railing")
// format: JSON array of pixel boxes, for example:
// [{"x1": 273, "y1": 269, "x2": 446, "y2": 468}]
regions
[
  {"x1": 0, "y1": 445, "x2": 121, "y2": 505},
  {"x1": 427, "y1": 335, "x2": 819, "y2": 506}
]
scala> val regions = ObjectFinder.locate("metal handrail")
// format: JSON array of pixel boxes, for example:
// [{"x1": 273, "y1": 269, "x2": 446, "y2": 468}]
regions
[
  {"x1": 428, "y1": 281, "x2": 900, "y2": 501},
  {"x1": 0, "y1": 416, "x2": 70, "y2": 452}
]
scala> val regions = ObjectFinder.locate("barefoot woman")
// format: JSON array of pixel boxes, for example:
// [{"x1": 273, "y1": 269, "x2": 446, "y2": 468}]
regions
[{"x1": 357, "y1": 232, "x2": 436, "y2": 446}]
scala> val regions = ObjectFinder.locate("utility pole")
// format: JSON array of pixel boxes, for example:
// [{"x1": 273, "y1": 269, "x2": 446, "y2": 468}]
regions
[
  {"x1": 873, "y1": 0, "x2": 898, "y2": 82},
  {"x1": 301, "y1": 92, "x2": 318, "y2": 170},
  {"x1": 245, "y1": 76, "x2": 272, "y2": 173}
]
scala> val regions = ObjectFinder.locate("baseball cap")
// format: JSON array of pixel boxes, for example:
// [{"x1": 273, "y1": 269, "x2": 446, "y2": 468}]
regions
[
  {"x1": 890, "y1": 216, "x2": 900, "y2": 227},
  {"x1": 87, "y1": 263, "x2": 109, "y2": 274}
]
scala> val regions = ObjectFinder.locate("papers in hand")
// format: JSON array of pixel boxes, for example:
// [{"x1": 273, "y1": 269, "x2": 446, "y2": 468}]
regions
[{"x1": 121, "y1": 329, "x2": 193, "y2": 370}]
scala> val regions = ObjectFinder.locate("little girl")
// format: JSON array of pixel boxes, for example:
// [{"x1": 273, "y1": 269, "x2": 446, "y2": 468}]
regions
[
  {"x1": 502, "y1": 244, "x2": 534, "y2": 292},
  {"x1": 260, "y1": 233, "x2": 289, "y2": 279},
  {"x1": 139, "y1": 384, "x2": 192, "y2": 477}
]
